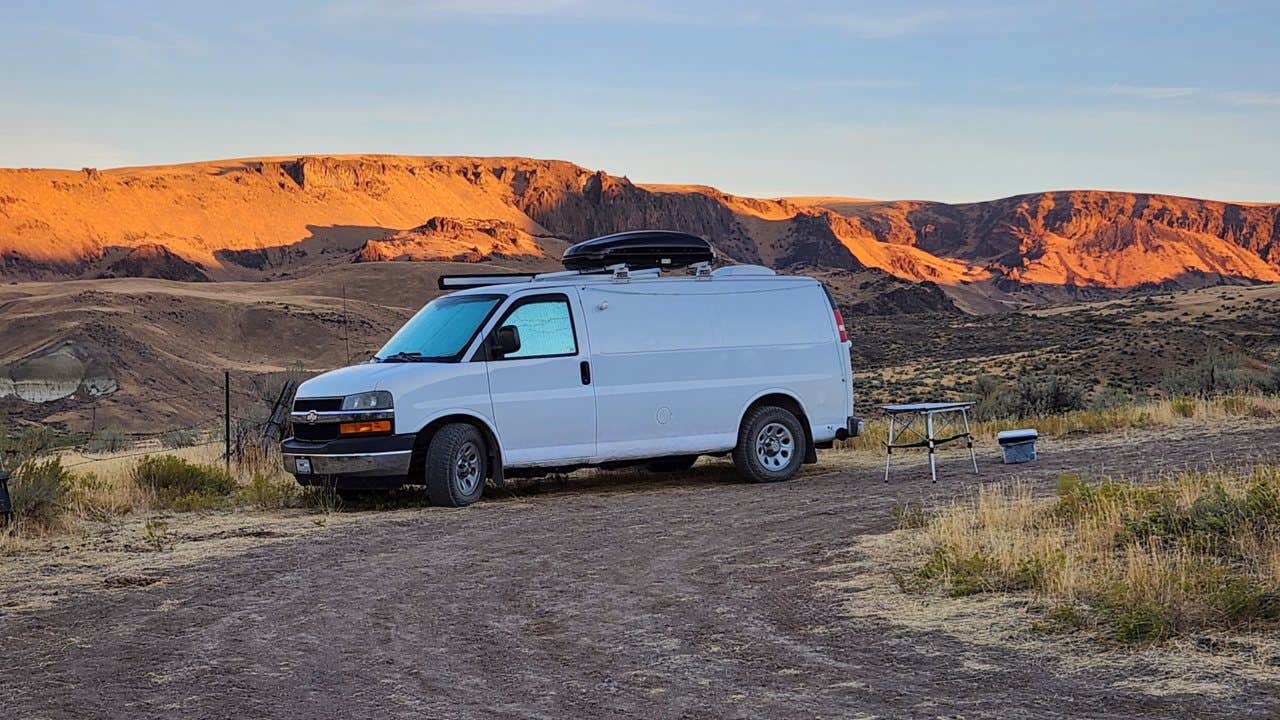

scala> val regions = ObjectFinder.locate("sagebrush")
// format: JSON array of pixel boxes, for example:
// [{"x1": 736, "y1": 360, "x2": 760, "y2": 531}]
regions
[
  {"x1": 131, "y1": 455, "x2": 237, "y2": 511},
  {"x1": 901, "y1": 466, "x2": 1280, "y2": 643}
]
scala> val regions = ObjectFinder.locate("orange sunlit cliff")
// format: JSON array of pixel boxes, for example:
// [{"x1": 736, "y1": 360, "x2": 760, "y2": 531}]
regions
[{"x1": 1, "y1": 155, "x2": 1277, "y2": 291}]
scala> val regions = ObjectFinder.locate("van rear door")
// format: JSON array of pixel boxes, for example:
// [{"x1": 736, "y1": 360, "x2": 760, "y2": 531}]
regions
[
  {"x1": 820, "y1": 283, "x2": 855, "y2": 420},
  {"x1": 482, "y1": 290, "x2": 596, "y2": 466}
]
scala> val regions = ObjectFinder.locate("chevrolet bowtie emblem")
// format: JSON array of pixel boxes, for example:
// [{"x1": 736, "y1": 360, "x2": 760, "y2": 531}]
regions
[{"x1": 305, "y1": 410, "x2": 318, "y2": 424}]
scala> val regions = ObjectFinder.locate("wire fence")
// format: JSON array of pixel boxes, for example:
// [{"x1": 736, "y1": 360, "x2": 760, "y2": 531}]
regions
[{"x1": 1, "y1": 369, "x2": 303, "y2": 474}]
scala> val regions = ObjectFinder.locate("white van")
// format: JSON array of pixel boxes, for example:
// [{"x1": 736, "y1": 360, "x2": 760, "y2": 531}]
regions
[{"x1": 283, "y1": 231, "x2": 861, "y2": 506}]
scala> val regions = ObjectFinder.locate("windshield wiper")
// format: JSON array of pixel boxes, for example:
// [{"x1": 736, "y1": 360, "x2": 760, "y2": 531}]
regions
[{"x1": 377, "y1": 351, "x2": 432, "y2": 363}]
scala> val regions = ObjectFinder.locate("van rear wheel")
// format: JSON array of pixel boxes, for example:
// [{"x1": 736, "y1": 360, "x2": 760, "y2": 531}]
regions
[
  {"x1": 425, "y1": 423, "x2": 488, "y2": 507},
  {"x1": 733, "y1": 406, "x2": 806, "y2": 483}
]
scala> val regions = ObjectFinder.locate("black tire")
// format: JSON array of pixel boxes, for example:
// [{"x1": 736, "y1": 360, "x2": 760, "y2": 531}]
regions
[
  {"x1": 644, "y1": 455, "x2": 699, "y2": 473},
  {"x1": 425, "y1": 423, "x2": 488, "y2": 507},
  {"x1": 732, "y1": 405, "x2": 806, "y2": 483}
]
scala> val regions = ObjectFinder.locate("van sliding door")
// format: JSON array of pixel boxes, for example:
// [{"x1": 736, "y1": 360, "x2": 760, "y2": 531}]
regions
[{"x1": 579, "y1": 285, "x2": 730, "y2": 460}]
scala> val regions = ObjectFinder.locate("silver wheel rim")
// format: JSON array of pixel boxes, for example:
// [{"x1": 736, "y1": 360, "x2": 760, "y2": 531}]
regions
[
  {"x1": 454, "y1": 441, "x2": 482, "y2": 494},
  {"x1": 754, "y1": 422, "x2": 794, "y2": 471}
]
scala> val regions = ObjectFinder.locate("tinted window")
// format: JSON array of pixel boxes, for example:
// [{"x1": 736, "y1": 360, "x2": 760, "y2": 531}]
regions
[
  {"x1": 375, "y1": 295, "x2": 501, "y2": 361},
  {"x1": 500, "y1": 298, "x2": 576, "y2": 358}
]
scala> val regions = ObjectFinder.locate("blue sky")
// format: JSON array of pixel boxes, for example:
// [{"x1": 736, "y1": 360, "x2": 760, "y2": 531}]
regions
[{"x1": 2, "y1": 0, "x2": 1278, "y2": 202}]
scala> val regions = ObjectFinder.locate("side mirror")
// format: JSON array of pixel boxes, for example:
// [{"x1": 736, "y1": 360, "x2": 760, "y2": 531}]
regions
[{"x1": 490, "y1": 325, "x2": 521, "y2": 357}]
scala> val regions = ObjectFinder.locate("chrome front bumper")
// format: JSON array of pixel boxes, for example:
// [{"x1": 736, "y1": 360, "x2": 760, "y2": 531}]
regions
[{"x1": 282, "y1": 450, "x2": 413, "y2": 478}]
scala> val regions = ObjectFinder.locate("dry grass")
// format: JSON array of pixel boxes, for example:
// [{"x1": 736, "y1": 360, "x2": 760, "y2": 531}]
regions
[
  {"x1": 6, "y1": 393, "x2": 1278, "y2": 545},
  {"x1": 3, "y1": 441, "x2": 309, "y2": 545},
  {"x1": 898, "y1": 465, "x2": 1280, "y2": 643},
  {"x1": 840, "y1": 394, "x2": 1280, "y2": 455}
]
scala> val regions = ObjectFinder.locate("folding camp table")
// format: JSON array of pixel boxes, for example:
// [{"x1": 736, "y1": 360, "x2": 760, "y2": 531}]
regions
[{"x1": 881, "y1": 402, "x2": 979, "y2": 483}]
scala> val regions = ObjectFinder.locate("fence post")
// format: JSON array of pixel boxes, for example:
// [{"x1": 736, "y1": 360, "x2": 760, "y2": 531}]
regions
[
  {"x1": 224, "y1": 370, "x2": 231, "y2": 475},
  {"x1": 0, "y1": 469, "x2": 12, "y2": 528}
]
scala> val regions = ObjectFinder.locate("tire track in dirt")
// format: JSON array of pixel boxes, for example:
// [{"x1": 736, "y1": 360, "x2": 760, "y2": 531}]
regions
[{"x1": 4, "y1": 421, "x2": 1279, "y2": 718}]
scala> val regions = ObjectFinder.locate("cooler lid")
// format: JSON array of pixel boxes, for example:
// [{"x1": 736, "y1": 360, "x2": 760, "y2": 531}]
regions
[{"x1": 997, "y1": 429, "x2": 1039, "y2": 444}]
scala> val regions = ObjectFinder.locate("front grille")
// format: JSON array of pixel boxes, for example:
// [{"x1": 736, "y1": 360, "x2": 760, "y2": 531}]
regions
[
  {"x1": 292, "y1": 423, "x2": 341, "y2": 442},
  {"x1": 294, "y1": 397, "x2": 343, "y2": 412}
]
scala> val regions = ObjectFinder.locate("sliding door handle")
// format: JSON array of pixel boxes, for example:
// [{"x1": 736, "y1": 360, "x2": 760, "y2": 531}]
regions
[{"x1": 580, "y1": 361, "x2": 591, "y2": 385}]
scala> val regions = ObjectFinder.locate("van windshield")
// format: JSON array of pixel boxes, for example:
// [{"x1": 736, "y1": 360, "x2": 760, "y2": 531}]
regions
[{"x1": 374, "y1": 294, "x2": 502, "y2": 362}]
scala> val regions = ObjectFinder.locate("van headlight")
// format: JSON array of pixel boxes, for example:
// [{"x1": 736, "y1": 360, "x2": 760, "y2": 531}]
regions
[{"x1": 342, "y1": 391, "x2": 393, "y2": 411}]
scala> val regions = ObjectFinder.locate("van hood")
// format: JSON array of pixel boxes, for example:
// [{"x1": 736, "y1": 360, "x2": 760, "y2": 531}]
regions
[{"x1": 296, "y1": 362, "x2": 466, "y2": 400}]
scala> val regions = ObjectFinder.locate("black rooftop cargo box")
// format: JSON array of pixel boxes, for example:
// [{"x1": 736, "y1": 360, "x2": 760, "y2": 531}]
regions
[{"x1": 561, "y1": 230, "x2": 714, "y2": 271}]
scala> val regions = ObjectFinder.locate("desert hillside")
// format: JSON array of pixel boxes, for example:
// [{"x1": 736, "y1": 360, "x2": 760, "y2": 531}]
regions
[
  {"x1": 807, "y1": 192, "x2": 1280, "y2": 288},
  {"x1": 3, "y1": 154, "x2": 1279, "y2": 429},
  {"x1": 3, "y1": 155, "x2": 1277, "y2": 293}
]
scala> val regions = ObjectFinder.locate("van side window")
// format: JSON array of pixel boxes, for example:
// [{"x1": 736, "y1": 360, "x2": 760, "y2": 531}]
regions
[{"x1": 496, "y1": 296, "x2": 577, "y2": 359}]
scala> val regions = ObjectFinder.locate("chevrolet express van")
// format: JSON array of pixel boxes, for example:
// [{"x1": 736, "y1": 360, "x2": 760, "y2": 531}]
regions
[{"x1": 283, "y1": 231, "x2": 860, "y2": 506}]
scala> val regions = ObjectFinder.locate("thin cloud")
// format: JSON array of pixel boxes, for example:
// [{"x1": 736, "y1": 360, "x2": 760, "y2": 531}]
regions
[
  {"x1": 48, "y1": 21, "x2": 206, "y2": 60},
  {"x1": 1219, "y1": 90, "x2": 1280, "y2": 107},
  {"x1": 813, "y1": 78, "x2": 916, "y2": 90},
  {"x1": 1101, "y1": 84, "x2": 1199, "y2": 100},
  {"x1": 1095, "y1": 84, "x2": 1280, "y2": 108},
  {"x1": 826, "y1": 8, "x2": 958, "y2": 38},
  {"x1": 320, "y1": 0, "x2": 683, "y2": 22},
  {"x1": 319, "y1": 0, "x2": 990, "y2": 37}
]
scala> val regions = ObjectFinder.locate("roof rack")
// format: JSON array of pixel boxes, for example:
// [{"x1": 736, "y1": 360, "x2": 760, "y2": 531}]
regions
[{"x1": 437, "y1": 272, "x2": 538, "y2": 290}]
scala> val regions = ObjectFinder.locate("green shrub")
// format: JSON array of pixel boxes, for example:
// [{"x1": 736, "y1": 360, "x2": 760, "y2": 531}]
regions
[
  {"x1": 1107, "y1": 602, "x2": 1171, "y2": 644},
  {"x1": 966, "y1": 374, "x2": 1015, "y2": 420},
  {"x1": 1089, "y1": 386, "x2": 1133, "y2": 411},
  {"x1": 906, "y1": 467, "x2": 1280, "y2": 644},
  {"x1": 966, "y1": 374, "x2": 1089, "y2": 420},
  {"x1": 1170, "y1": 397, "x2": 1197, "y2": 418},
  {"x1": 131, "y1": 455, "x2": 235, "y2": 511},
  {"x1": 143, "y1": 517, "x2": 171, "y2": 551},
  {"x1": 1054, "y1": 474, "x2": 1170, "y2": 521},
  {"x1": 239, "y1": 473, "x2": 300, "y2": 510},
  {"x1": 1014, "y1": 375, "x2": 1088, "y2": 416},
  {"x1": 1215, "y1": 395, "x2": 1274, "y2": 418},
  {"x1": 1120, "y1": 481, "x2": 1280, "y2": 549},
  {"x1": 1038, "y1": 604, "x2": 1087, "y2": 633},
  {"x1": 891, "y1": 502, "x2": 929, "y2": 529},
  {"x1": 2, "y1": 424, "x2": 53, "y2": 466},
  {"x1": 87, "y1": 425, "x2": 128, "y2": 454},
  {"x1": 1163, "y1": 355, "x2": 1280, "y2": 397},
  {"x1": 917, "y1": 548, "x2": 1001, "y2": 597},
  {"x1": 159, "y1": 428, "x2": 201, "y2": 449},
  {"x1": 10, "y1": 457, "x2": 71, "y2": 532}
]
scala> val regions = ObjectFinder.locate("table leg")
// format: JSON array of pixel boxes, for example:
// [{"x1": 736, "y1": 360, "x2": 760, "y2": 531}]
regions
[
  {"x1": 963, "y1": 408, "x2": 978, "y2": 474},
  {"x1": 883, "y1": 414, "x2": 895, "y2": 483}
]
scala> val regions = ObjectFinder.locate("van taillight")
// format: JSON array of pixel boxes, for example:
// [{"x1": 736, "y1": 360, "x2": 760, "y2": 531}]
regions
[{"x1": 833, "y1": 308, "x2": 848, "y2": 343}]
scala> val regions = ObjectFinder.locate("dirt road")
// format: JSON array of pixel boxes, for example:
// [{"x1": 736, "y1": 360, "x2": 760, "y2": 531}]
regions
[{"x1": 5, "y1": 421, "x2": 1280, "y2": 719}]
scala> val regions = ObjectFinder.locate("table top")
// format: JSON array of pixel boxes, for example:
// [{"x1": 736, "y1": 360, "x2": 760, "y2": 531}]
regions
[{"x1": 880, "y1": 401, "x2": 975, "y2": 414}]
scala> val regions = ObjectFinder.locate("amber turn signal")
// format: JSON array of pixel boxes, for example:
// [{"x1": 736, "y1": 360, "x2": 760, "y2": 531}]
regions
[{"x1": 339, "y1": 420, "x2": 392, "y2": 435}]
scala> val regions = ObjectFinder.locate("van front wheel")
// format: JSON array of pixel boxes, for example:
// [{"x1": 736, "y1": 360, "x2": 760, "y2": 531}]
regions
[
  {"x1": 733, "y1": 406, "x2": 806, "y2": 483},
  {"x1": 425, "y1": 423, "x2": 488, "y2": 507}
]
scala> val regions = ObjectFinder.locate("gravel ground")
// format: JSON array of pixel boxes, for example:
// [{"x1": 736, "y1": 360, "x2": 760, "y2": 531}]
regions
[{"x1": 4, "y1": 420, "x2": 1280, "y2": 719}]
